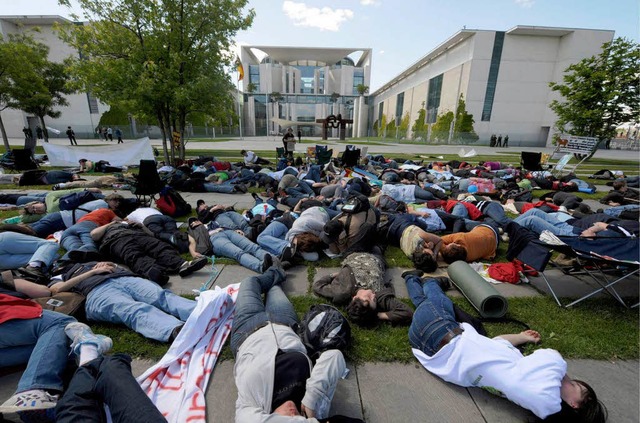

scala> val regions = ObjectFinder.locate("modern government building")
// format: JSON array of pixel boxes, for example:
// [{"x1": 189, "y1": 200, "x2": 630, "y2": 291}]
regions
[{"x1": 0, "y1": 16, "x2": 615, "y2": 146}]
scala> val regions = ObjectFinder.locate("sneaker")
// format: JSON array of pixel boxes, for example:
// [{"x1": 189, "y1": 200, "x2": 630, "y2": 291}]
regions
[
  {"x1": 539, "y1": 230, "x2": 566, "y2": 246},
  {"x1": 401, "y1": 269, "x2": 424, "y2": 279},
  {"x1": 280, "y1": 243, "x2": 296, "y2": 262},
  {"x1": 64, "y1": 322, "x2": 112, "y2": 357},
  {"x1": 261, "y1": 253, "x2": 273, "y2": 273},
  {"x1": 16, "y1": 266, "x2": 48, "y2": 285},
  {"x1": 179, "y1": 256, "x2": 208, "y2": 277},
  {"x1": 430, "y1": 276, "x2": 451, "y2": 291},
  {"x1": 51, "y1": 184, "x2": 61, "y2": 191},
  {"x1": 0, "y1": 390, "x2": 58, "y2": 413}
]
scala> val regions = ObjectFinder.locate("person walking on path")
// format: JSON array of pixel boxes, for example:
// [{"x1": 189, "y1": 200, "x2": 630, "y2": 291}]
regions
[
  {"x1": 115, "y1": 127, "x2": 123, "y2": 144},
  {"x1": 102, "y1": 127, "x2": 108, "y2": 141},
  {"x1": 297, "y1": 128, "x2": 302, "y2": 142},
  {"x1": 107, "y1": 127, "x2": 113, "y2": 141},
  {"x1": 66, "y1": 126, "x2": 78, "y2": 146},
  {"x1": 496, "y1": 135, "x2": 503, "y2": 147},
  {"x1": 503, "y1": 134, "x2": 509, "y2": 147},
  {"x1": 35, "y1": 126, "x2": 43, "y2": 140}
]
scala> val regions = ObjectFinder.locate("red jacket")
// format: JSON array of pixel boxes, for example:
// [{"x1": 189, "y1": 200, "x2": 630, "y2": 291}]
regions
[
  {"x1": 0, "y1": 294, "x2": 42, "y2": 325},
  {"x1": 444, "y1": 200, "x2": 483, "y2": 220}
]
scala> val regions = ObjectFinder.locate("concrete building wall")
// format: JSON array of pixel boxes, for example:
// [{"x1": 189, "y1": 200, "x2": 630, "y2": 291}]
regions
[{"x1": 370, "y1": 27, "x2": 614, "y2": 146}]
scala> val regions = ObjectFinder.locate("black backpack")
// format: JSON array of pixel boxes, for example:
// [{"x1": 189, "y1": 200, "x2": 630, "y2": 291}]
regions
[
  {"x1": 341, "y1": 193, "x2": 370, "y2": 214},
  {"x1": 298, "y1": 304, "x2": 351, "y2": 360},
  {"x1": 59, "y1": 191, "x2": 101, "y2": 211}
]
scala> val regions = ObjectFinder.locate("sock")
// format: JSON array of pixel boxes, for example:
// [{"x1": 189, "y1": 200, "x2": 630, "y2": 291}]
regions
[
  {"x1": 58, "y1": 183, "x2": 67, "y2": 189},
  {"x1": 28, "y1": 261, "x2": 43, "y2": 269},
  {"x1": 79, "y1": 344, "x2": 98, "y2": 366}
]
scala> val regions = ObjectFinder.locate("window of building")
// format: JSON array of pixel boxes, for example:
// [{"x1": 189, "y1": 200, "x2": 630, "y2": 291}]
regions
[
  {"x1": 395, "y1": 92, "x2": 404, "y2": 123},
  {"x1": 352, "y1": 68, "x2": 364, "y2": 95},
  {"x1": 249, "y1": 65, "x2": 260, "y2": 92},
  {"x1": 378, "y1": 103, "x2": 384, "y2": 126},
  {"x1": 86, "y1": 92, "x2": 99, "y2": 114},
  {"x1": 481, "y1": 31, "x2": 505, "y2": 121},
  {"x1": 426, "y1": 74, "x2": 443, "y2": 123}
]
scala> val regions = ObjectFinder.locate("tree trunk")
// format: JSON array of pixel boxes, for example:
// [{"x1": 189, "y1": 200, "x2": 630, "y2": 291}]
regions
[
  {"x1": 0, "y1": 112, "x2": 10, "y2": 151},
  {"x1": 39, "y1": 115, "x2": 49, "y2": 142},
  {"x1": 156, "y1": 111, "x2": 170, "y2": 164},
  {"x1": 178, "y1": 108, "x2": 187, "y2": 160}
]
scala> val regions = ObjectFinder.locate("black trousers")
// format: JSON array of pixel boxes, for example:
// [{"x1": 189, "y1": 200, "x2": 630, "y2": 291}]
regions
[
  {"x1": 56, "y1": 354, "x2": 167, "y2": 423},
  {"x1": 102, "y1": 234, "x2": 184, "y2": 278}
]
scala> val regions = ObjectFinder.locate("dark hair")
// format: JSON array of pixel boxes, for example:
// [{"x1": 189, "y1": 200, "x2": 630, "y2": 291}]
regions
[
  {"x1": 346, "y1": 298, "x2": 377, "y2": 327},
  {"x1": 612, "y1": 180, "x2": 626, "y2": 190},
  {"x1": 104, "y1": 193, "x2": 124, "y2": 202},
  {"x1": 295, "y1": 232, "x2": 324, "y2": 252},
  {"x1": 441, "y1": 244, "x2": 467, "y2": 264},
  {"x1": 547, "y1": 381, "x2": 607, "y2": 423},
  {"x1": 412, "y1": 250, "x2": 438, "y2": 272},
  {"x1": 323, "y1": 220, "x2": 344, "y2": 239},
  {"x1": 240, "y1": 149, "x2": 247, "y2": 155}
]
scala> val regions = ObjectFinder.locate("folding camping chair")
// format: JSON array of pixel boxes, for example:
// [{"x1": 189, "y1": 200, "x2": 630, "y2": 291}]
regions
[
  {"x1": 130, "y1": 159, "x2": 164, "y2": 206},
  {"x1": 520, "y1": 151, "x2": 545, "y2": 172},
  {"x1": 341, "y1": 147, "x2": 361, "y2": 168},
  {"x1": 1, "y1": 148, "x2": 39, "y2": 173},
  {"x1": 515, "y1": 235, "x2": 639, "y2": 308},
  {"x1": 316, "y1": 149, "x2": 333, "y2": 166},
  {"x1": 550, "y1": 153, "x2": 574, "y2": 177}
]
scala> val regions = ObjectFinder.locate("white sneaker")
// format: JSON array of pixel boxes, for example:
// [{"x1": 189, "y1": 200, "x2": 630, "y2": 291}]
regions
[
  {"x1": 64, "y1": 322, "x2": 112, "y2": 356},
  {"x1": 0, "y1": 389, "x2": 58, "y2": 413},
  {"x1": 539, "y1": 230, "x2": 566, "y2": 246}
]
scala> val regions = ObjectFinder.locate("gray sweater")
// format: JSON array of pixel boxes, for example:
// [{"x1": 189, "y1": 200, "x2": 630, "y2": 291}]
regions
[{"x1": 234, "y1": 323, "x2": 347, "y2": 422}]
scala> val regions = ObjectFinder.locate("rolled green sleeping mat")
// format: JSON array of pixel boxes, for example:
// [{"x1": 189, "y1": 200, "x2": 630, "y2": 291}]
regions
[{"x1": 447, "y1": 260, "x2": 508, "y2": 319}]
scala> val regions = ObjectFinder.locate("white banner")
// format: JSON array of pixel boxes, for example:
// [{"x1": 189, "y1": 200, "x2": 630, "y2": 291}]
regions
[{"x1": 43, "y1": 137, "x2": 155, "y2": 166}]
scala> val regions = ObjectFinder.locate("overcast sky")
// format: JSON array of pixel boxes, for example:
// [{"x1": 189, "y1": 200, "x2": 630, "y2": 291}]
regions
[{"x1": 3, "y1": 0, "x2": 638, "y2": 91}]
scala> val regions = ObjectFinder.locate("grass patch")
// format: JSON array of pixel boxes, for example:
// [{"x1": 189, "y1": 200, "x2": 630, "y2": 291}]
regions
[{"x1": 100, "y1": 295, "x2": 638, "y2": 362}]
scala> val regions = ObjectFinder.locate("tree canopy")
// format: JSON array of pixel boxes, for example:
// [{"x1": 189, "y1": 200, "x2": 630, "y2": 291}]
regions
[
  {"x1": 549, "y1": 37, "x2": 640, "y2": 145},
  {"x1": 59, "y1": 0, "x2": 254, "y2": 162}
]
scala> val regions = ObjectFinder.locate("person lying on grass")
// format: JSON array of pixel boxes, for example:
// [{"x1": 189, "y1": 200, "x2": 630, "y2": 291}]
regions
[{"x1": 404, "y1": 273, "x2": 607, "y2": 422}]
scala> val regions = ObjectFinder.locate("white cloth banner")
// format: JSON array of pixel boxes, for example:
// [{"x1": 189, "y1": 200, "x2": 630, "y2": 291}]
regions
[
  {"x1": 43, "y1": 137, "x2": 154, "y2": 166},
  {"x1": 137, "y1": 284, "x2": 240, "y2": 423}
]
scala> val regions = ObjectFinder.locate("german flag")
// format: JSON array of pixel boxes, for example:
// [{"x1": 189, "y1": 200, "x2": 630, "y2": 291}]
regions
[{"x1": 235, "y1": 56, "x2": 244, "y2": 81}]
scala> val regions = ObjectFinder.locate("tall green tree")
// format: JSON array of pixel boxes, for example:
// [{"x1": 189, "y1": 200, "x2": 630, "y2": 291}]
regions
[
  {"x1": 59, "y1": 0, "x2": 254, "y2": 162},
  {"x1": 356, "y1": 84, "x2": 369, "y2": 96},
  {"x1": 549, "y1": 37, "x2": 640, "y2": 157},
  {"x1": 453, "y1": 94, "x2": 478, "y2": 142},
  {"x1": 411, "y1": 102, "x2": 427, "y2": 140},
  {"x1": 430, "y1": 111, "x2": 453, "y2": 142},
  {"x1": 0, "y1": 34, "x2": 52, "y2": 148},
  {"x1": 10, "y1": 61, "x2": 72, "y2": 143}
]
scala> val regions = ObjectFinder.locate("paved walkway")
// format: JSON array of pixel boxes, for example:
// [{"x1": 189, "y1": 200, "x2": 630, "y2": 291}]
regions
[{"x1": 0, "y1": 143, "x2": 638, "y2": 422}]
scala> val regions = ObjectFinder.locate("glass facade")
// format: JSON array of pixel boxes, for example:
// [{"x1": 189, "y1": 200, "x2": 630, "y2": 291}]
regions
[
  {"x1": 353, "y1": 68, "x2": 364, "y2": 95},
  {"x1": 481, "y1": 31, "x2": 505, "y2": 121},
  {"x1": 249, "y1": 65, "x2": 260, "y2": 92},
  {"x1": 426, "y1": 73, "x2": 443, "y2": 123}
]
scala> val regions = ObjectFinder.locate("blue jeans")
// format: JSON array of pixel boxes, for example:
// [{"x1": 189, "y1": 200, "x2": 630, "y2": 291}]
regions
[
  {"x1": 215, "y1": 211, "x2": 252, "y2": 237},
  {"x1": 230, "y1": 267, "x2": 295, "y2": 356},
  {"x1": 16, "y1": 193, "x2": 48, "y2": 206},
  {"x1": 414, "y1": 186, "x2": 435, "y2": 201},
  {"x1": 604, "y1": 204, "x2": 639, "y2": 217},
  {"x1": 257, "y1": 221, "x2": 290, "y2": 256},
  {"x1": 203, "y1": 183, "x2": 235, "y2": 193},
  {"x1": 406, "y1": 276, "x2": 459, "y2": 356},
  {"x1": 513, "y1": 208, "x2": 579, "y2": 236},
  {"x1": 61, "y1": 221, "x2": 99, "y2": 258},
  {"x1": 0, "y1": 310, "x2": 75, "y2": 393},
  {"x1": 29, "y1": 211, "x2": 65, "y2": 238},
  {"x1": 0, "y1": 232, "x2": 59, "y2": 269},
  {"x1": 305, "y1": 165, "x2": 322, "y2": 183},
  {"x1": 86, "y1": 277, "x2": 196, "y2": 342},
  {"x1": 482, "y1": 202, "x2": 512, "y2": 228},
  {"x1": 210, "y1": 230, "x2": 268, "y2": 273},
  {"x1": 56, "y1": 354, "x2": 167, "y2": 423}
]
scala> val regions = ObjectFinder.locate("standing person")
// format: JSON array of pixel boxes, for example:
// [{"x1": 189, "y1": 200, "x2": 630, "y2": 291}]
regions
[
  {"x1": 405, "y1": 274, "x2": 607, "y2": 422},
  {"x1": 503, "y1": 134, "x2": 509, "y2": 147},
  {"x1": 22, "y1": 127, "x2": 30, "y2": 141},
  {"x1": 297, "y1": 128, "x2": 302, "y2": 142},
  {"x1": 66, "y1": 126, "x2": 78, "y2": 146},
  {"x1": 107, "y1": 127, "x2": 113, "y2": 141},
  {"x1": 496, "y1": 134, "x2": 503, "y2": 147},
  {"x1": 115, "y1": 127, "x2": 123, "y2": 143},
  {"x1": 490, "y1": 134, "x2": 496, "y2": 147},
  {"x1": 35, "y1": 126, "x2": 43, "y2": 140},
  {"x1": 102, "y1": 127, "x2": 108, "y2": 141},
  {"x1": 283, "y1": 128, "x2": 296, "y2": 158}
]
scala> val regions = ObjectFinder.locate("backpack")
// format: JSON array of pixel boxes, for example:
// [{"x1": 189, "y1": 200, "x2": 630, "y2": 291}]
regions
[
  {"x1": 58, "y1": 191, "x2": 100, "y2": 211},
  {"x1": 298, "y1": 304, "x2": 351, "y2": 360},
  {"x1": 156, "y1": 187, "x2": 192, "y2": 217},
  {"x1": 341, "y1": 193, "x2": 370, "y2": 214}
]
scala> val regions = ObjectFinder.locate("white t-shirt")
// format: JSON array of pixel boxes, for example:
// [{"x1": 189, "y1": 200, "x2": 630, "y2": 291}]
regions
[
  {"x1": 413, "y1": 323, "x2": 566, "y2": 419},
  {"x1": 126, "y1": 207, "x2": 162, "y2": 224},
  {"x1": 243, "y1": 151, "x2": 257, "y2": 164}
]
